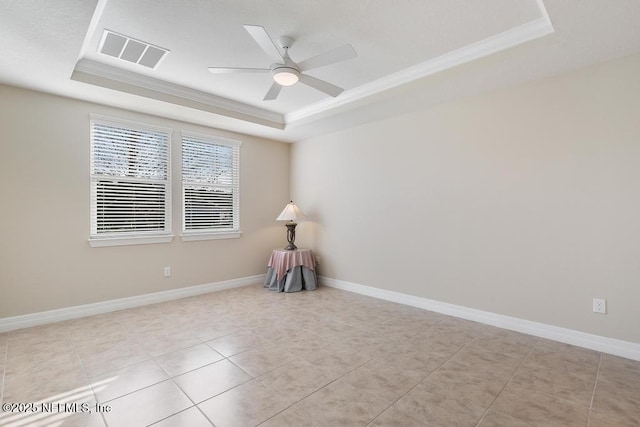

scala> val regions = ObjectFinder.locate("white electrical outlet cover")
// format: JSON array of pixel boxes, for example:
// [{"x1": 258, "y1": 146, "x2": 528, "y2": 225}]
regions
[{"x1": 593, "y1": 298, "x2": 606, "y2": 314}]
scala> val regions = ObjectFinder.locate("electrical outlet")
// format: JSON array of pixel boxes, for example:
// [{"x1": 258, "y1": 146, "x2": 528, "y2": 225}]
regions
[
  {"x1": 593, "y1": 298, "x2": 606, "y2": 314},
  {"x1": 164, "y1": 266, "x2": 171, "y2": 277}
]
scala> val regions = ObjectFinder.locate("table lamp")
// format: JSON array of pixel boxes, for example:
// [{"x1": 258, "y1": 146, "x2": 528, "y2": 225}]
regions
[{"x1": 276, "y1": 201, "x2": 305, "y2": 250}]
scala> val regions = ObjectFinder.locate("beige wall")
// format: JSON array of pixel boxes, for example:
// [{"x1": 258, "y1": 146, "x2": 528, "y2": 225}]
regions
[
  {"x1": 0, "y1": 85, "x2": 290, "y2": 317},
  {"x1": 291, "y1": 53, "x2": 640, "y2": 343}
]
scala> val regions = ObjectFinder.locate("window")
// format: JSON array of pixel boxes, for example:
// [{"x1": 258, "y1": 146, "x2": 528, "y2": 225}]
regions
[
  {"x1": 89, "y1": 116, "x2": 172, "y2": 247},
  {"x1": 181, "y1": 132, "x2": 241, "y2": 240}
]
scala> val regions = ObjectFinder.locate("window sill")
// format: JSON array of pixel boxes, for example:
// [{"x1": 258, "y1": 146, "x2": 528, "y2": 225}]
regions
[
  {"x1": 89, "y1": 235, "x2": 175, "y2": 248},
  {"x1": 181, "y1": 231, "x2": 243, "y2": 242}
]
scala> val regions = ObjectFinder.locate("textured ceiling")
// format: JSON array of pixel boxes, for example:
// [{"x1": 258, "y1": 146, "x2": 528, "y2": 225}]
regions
[{"x1": 1, "y1": 1, "x2": 640, "y2": 142}]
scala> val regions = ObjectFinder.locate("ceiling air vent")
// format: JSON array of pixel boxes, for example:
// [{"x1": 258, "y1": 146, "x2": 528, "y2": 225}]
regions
[{"x1": 98, "y1": 30, "x2": 169, "y2": 69}]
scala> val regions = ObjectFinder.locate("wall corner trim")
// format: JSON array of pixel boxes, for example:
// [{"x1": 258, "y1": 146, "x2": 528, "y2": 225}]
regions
[
  {"x1": 0, "y1": 274, "x2": 265, "y2": 333},
  {"x1": 320, "y1": 276, "x2": 640, "y2": 362}
]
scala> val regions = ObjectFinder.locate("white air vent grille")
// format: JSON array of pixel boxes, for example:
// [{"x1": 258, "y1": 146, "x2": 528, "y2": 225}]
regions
[{"x1": 98, "y1": 30, "x2": 169, "y2": 69}]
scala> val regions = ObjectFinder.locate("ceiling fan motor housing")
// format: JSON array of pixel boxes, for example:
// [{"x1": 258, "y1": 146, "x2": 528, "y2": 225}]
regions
[{"x1": 277, "y1": 36, "x2": 294, "y2": 50}]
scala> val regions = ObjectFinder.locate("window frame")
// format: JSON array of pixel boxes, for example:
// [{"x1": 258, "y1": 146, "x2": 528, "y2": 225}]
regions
[
  {"x1": 88, "y1": 114, "x2": 173, "y2": 247},
  {"x1": 180, "y1": 131, "x2": 242, "y2": 241}
]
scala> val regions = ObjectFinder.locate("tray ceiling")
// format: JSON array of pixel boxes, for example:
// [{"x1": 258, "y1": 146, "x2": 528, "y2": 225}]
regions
[{"x1": 1, "y1": 1, "x2": 640, "y2": 141}]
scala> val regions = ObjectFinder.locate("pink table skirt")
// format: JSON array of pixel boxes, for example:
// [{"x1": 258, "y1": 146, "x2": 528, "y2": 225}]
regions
[{"x1": 268, "y1": 248, "x2": 315, "y2": 281}]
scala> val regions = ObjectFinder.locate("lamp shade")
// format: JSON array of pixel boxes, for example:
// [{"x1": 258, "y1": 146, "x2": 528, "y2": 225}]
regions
[{"x1": 276, "y1": 201, "x2": 306, "y2": 222}]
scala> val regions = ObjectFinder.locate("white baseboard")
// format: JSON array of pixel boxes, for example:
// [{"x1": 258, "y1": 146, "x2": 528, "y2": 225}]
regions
[
  {"x1": 321, "y1": 276, "x2": 640, "y2": 362},
  {"x1": 0, "y1": 274, "x2": 264, "y2": 333}
]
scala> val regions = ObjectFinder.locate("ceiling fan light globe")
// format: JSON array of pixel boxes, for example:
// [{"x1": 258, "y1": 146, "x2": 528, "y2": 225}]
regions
[{"x1": 273, "y1": 68, "x2": 299, "y2": 86}]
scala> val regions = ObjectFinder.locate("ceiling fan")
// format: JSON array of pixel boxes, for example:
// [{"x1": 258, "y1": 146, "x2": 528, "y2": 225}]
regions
[{"x1": 208, "y1": 25, "x2": 357, "y2": 101}]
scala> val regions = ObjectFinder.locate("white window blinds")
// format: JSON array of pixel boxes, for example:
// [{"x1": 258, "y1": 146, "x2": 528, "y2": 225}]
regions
[
  {"x1": 182, "y1": 132, "x2": 240, "y2": 233},
  {"x1": 90, "y1": 117, "x2": 171, "y2": 239}
]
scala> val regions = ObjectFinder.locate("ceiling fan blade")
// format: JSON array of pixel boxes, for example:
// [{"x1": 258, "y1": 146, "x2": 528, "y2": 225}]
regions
[
  {"x1": 263, "y1": 82, "x2": 282, "y2": 101},
  {"x1": 298, "y1": 74, "x2": 344, "y2": 97},
  {"x1": 297, "y1": 44, "x2": 357, "y2": 72},
  {"x1": 208, "y1": 67, "x2": 270, "y2": 74},
  {"x1": 243, "y1": 25, "x2": 284, "y2": 63}
]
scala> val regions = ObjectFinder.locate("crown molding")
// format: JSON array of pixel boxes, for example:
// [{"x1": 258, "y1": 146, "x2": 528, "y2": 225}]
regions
[
  {"x1": 72, "y1": 58, "x2": 285, "y2": 129},
  {"x1": 285, "y1": 15, "x2": 555, "y2": 124}
]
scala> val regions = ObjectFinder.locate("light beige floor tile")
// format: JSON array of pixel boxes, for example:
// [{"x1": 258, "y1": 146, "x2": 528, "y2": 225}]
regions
[
  {"x1": 477, "y1": 409, "x2": 532, "y2": 426},
  {"x1": 466, "y1": 329, "x2": 538, "y2": 361},
  {"x1": 191, "y1": 322, "x2": 242, "y2": 342},
  {"x1": 308, "y1": 319, "x2": 361, "y2": 341},
  {"x1": 268, "y1": 326, "x2": 322, "y2": 343},
  {"x1": 597, "y1": 354, "x2": 640, "y2": 391},
  {"x1": 419, "y1": 368, "x2": 505, "y2": 418},
  {"x1": 444, "y1": 346, "x2": 522, "y2": 382},
  {"x1": 74, "y1": 328, "x2": 136, "y2": 348},
  {"x1": 206, "y1": 331, "x2": 268, "y2": 357},
  {"x1": 256, "y1": 358, "x2": 340, "y2": 404},
  {"x1": 173, "y1": 359, "x2": 251, "y2": 403},
  {"x1": 6, "y1": 338, "x2": 74, "y2": 358},
  {"x1": 367, "y1": 312, "x2": 435, "y2": 334},
  {"x1": 391, "y1": 386, "x2": 483, "y2": 426},
  {"x1": 7, "y1": 324, "x2": 69, "y2": 345},
  {"x1": 408, "y1": 328, "x2": 470, "y2": 353},
  {"x1": 365, "y1": 323, "x2": 424, "y2": 344},
  {"x1": 524, "y1": 340, "x2": 601, "y2": 376},
  {"x1": 364, "y1": 345, "x2": 450, "y2": 379},
  {"x1": 3, "y1": 365, "x2": 91, "y2": 403},
  {"x1": 509, "y1": 363, "x2": 596, "y2": 406},
  {"x1": 5, "y1": 348, "x2": 79, "y2": 373},
  {"x1": 368, "y1": 405, "x2": 431, "y2": 427},
  {"x1": 151, "y1": 407, "x2": 213, "y2": 427},
  {"x1": 198, "y1": 380, "x2": 294, "y2": 427},
  {"x1": 36, "y1": 409, "x2": 106, "y2": 427},
  {"x1": 291, "y1": 379, "x2": 391, "y2": 426},
  {"x1": 228, "y1": 343, "x2": 298, "y2": 377},
  {"x1": 329, "y1": 309, "x2": 387, "y2": 330},
  {"x1": 138, "y1": 330, "x2": 202, "y2": 358},
  {"x1": 296, "y1": 346, "x2": 370, "y2": 376},
  {"x1": 430, "y1": 317, "x2": 487, "y2": 337},
  {"x1": 59, "y1": 412, "x2": 107, "y2": 427},
  {"x1": 590, "y1": 376, "x2": 640, "y2": 424},
  {"x1": 247, "y1": 322, "x2": 299, "y2": 342},
  {"x1": 588, "y1": 409, "x2": 640, "y2": 427},
  {"x1": 257, "y1": 404, "x2": 311, "y2": 427},
  {"x1": 380, "y1": 311, "x2": 436, "y2": 326},
  {"x1": 339, "y1": 363, "x2": 422, "y2": 406},
  {"x1": 103, "y1": 380, "x2": 192, "y2": 427},
  {"x1": 271, "y1": 333, "x2": 332, "y2": 357},
  {"x1": 277, "y1": 308, "x2": 321, "y2": 327},
  {"x1": 77, "y1": 340, "x2": 150, "y2": 377},
  {"x1": 155, "y1": 344, "x2": 224, "y2": 377},
  {"x1": 91, "y1": 359, "x2": 168, "y2": 403},
  {"x1": 436, "y1": 358, "x2": 514, "y2": 385},
  {"x1": 324, "y1": 331, "x2": 393, "y2": 361},
  {"x1": 487, "y1": 384, "x2": 589, "y2": 426}
]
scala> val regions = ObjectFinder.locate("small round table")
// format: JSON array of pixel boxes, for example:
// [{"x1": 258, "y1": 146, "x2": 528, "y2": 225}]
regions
[{"x1": 264, "y1": 248, "x2": 317, "y2": 292}]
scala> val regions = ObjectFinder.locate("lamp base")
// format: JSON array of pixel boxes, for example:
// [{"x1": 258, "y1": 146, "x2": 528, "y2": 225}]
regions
[{"x1": 284, "y1": 222, "x2": 297, "y2": 251}]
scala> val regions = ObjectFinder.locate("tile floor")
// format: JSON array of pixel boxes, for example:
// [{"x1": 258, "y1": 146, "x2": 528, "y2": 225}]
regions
[{"x1": 0, "y1": 284, "x2": 639, "y2": 426}]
